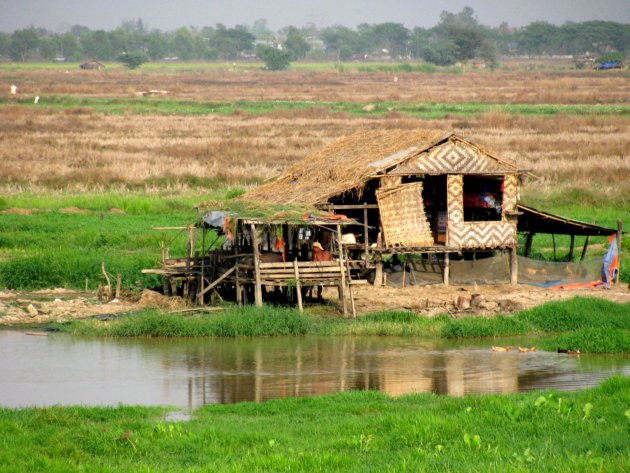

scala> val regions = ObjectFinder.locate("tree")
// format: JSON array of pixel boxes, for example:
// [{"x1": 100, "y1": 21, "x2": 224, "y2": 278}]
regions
[
  {"x1": 261, "y1": 47, "x2": 291, "y2": 70},
  {"x1": 10, "y1": 28, "x2": 39, "y2": 61},
  {"x1": 321, "y1": 25, "x2": 359, "y2": 60},
  {"x1": 81, "y1": 30, "x2": 112, "y2": 60},
  {"x1": 434, "y1": 7, "x2": 486, "y2": 62},
  {"x1": 118, "y1": 51, "x2": 148, "y2": 69},
  {"x1": 171, "y1": 27, "x2": 195, "y2": 60},
  {"x1": 358, "y1": 23, "x2": 410, "y2": 58},
  {"x1": 211, "y1": 24, "x2": 255, "y2": 59},
  {"x1": 284, "y1": 26, "x2": 310, "y2": 60}
]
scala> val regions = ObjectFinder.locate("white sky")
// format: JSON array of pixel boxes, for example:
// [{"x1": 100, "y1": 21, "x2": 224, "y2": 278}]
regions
[{"x1": 1, "y1": 0, "x2": 629, "y2": 33}]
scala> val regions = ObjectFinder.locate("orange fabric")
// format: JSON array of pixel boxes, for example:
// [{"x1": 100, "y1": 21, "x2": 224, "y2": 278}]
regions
[
  {"x1": 312, "y1": 247, "x2": 333, "y2": 262},
  {"x1": 550, "y1": 280, "x2": 605, "y2": 290}
]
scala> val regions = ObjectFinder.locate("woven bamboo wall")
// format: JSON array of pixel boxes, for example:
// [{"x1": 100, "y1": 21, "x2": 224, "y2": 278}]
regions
[
  {"x1": 447, "y1": 175, "x2": 517, "y2": 249},
  {"x1": 376, "y1": 182, "x2": 434, "y2": 248},
  {"x1": 391, "y1": 140, "x2": 512, "y2": 175}
]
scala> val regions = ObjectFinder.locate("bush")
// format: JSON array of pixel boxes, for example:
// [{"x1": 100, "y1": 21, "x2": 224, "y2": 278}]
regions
[
  {"x1": 118, "y1": 51, "x2": 148, "y2": 70},
  {"x1": 261, "y1": 47, "x2": 291, "y2": 71}
]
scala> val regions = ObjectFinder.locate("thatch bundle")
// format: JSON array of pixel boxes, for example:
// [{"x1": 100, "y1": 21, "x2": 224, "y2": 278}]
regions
[{"x1": 244, "y1": 129, "x2": 448, "y2": 205}]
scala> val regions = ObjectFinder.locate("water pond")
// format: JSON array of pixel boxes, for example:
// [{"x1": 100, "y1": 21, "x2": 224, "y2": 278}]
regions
[{"x1": 1, "y1": 330, "x2": 628, "y2": 408}]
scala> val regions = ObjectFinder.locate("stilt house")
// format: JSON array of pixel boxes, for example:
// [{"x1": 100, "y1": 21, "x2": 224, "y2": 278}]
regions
[
  {"x1": 246, "y1": 129, "x2": 524, "y2": 284},
  {"x1": 146, "y1": 129, "x2": 621, "y2": 311}
]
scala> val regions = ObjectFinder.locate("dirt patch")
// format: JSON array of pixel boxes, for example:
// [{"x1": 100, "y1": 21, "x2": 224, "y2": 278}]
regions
[
  {"x1": 0, "y1": 289, "x2": 132, "y2": 326},
  {"x1": 59, "y1": 207, "x2": 92, "y2": 214},
  {"x1": 109, "y1": 207, "x2": 126, "y2": 214},
  {"x1": 0, "y1": 208, "x2": 38, "y2": 215},
  {"x1": 1, "y1": 284, "x2": 628, "y2": 326},
  {"x1": 349, "y1": 283, "x2": 630, "y2": 317}
]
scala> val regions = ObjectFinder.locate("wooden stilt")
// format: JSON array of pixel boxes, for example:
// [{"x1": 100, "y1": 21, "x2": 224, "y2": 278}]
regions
[
  {"x1": 552, "y1": 234, "x2": 557, "y2": 261},
  {"x1": 568, "y1": 234, "x2": 575, "y2": 262},
  {"x1": 337, "y1": 225, "x2": 348, "y2": 317},
  {"x1": 374, "y1": 231, "x2": 383, "y2": 286},
  {"x1": 293, "y1": 259, "x2": 303, "y2": 313},
  {"x1": 580, "y1": 236, "x2": 590, "y2": 261},
  {"x1": 443, "y1": 253, "x2": 450, "y2": 286},
  {"x1": 344, "y1": 247, "x2": 356, "y2": 318},
  {"x1": 510, "y1": 246, "x2": 518, "y2": 285},
  {"x1": 363, "y1": 203, "x2": 369, "y2": 266},
  {"x1": 525, "y1": 232, "x2": 534, "y2": 257},
  {"x1": 198, "y1": 228, "x2": 206, "y2": 305},
  {"x1": 251, "y1": 224, "x2": 263, "y2": 307}
]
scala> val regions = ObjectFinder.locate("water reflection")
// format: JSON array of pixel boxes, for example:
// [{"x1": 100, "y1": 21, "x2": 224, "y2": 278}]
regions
[{"x1": 0, "y1": 331, "x2": 628, "y2": 408}]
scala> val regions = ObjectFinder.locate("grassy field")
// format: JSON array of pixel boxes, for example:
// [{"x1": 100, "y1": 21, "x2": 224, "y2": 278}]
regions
[
  {"x1": 54, "y1": 297, "x2": 630, "y2": 354},
  {"x1": 0, "y1": 63, "x2": 628, "y2": 287},
  {"x1": 1, "y1": 376, "x2": 629, "y2": 472}
]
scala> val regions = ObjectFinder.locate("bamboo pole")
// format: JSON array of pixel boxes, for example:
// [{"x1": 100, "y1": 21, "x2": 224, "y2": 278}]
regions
[
  {"x1": 251, "y1": 224, "x2": 263, "y2": 307},
  {"x1": 198, "y1": 227, "x2": 206, "y2": 305},
  {"x1": 293, "y1": 259, "x2": 303, "y2": 313},
  {"x1": 363, "y1": 203, "x2": 369, "y2": 266}
]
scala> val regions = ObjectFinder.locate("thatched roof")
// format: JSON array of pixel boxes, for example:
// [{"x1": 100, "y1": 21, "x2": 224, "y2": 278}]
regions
[{"x1": 245, "y1": 129, "x2": 449, "y2": 205}]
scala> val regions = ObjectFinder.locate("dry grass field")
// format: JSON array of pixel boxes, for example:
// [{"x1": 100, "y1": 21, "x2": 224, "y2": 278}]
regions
[{"x1": 0, "y1": 66, "x2": 628, "y2": 209}]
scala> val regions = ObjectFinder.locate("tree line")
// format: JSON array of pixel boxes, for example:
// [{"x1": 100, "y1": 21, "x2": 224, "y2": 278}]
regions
[{"x1": 1, "y1": 8, "x2": 628, "y2": 67}]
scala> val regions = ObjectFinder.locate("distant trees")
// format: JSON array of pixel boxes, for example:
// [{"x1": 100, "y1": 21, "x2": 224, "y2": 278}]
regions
[
  {"x1": 261, "y1": 47, "x2": 291, "y2": 70},
  {"x1": 118, "y1": 51, "x2": 148, "y2": 69},
  {"x1": 1, "y1": 13, "x2": 628, "y2": 67}
]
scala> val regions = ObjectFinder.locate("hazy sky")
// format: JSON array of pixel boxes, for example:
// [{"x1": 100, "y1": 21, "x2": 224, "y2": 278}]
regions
[{"x1": 1, "y1": 0, "x2": 629, "y2": 33}]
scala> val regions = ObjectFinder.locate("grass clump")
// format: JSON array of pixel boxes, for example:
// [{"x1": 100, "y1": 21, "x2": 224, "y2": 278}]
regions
[
  {"x1": 441, "y1": 297, "x2": 630, "y2": 342},
  {"x1": 68, "y1": 306, "x2": 314, "y2": 337},
  {"x1": 1, "y1": 377, "x2": 629, "y2": 472},
  {"x1": 542, "y1": 328, "x2": 630, "y2": 354}
]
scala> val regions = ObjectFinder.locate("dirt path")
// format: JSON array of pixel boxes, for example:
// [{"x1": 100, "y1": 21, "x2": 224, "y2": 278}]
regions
[{"x1": 1, "y1": 284, "x2": 628, "y2": 326}]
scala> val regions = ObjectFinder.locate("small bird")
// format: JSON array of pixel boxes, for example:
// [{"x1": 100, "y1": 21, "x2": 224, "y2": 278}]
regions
[
  {"x1": 492, "y1": 346, "x2": 512, "y2": 352},
  {"x1": 518, "y1": 346, "x2": 537, "y2": 352}
]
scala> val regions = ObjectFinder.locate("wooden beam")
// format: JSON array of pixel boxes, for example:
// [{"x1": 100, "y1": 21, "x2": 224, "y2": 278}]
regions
[
  {"x1": 324, "y1": 204, "x2": 379, "y2": 210},
  {"x1": 199, "y1": 266, "x2": 236, "y2": 297},
  {"x1": 251, "y1": 224, "x2": 263, "y2": 307}
]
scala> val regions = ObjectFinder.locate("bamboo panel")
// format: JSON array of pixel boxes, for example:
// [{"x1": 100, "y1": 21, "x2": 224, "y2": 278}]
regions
[
  {"x1": 502, "y1": 174, "x2": 519, "y2": 211},
  {"x1": 449, "y1": 221, "x2": 517, "y2": 249},
  {"x1": 376, "y1": 182, "x2": 434, "y2": 248},
  {"x1": 391, "y1": 140, "x2": 510, "y2": 175}
]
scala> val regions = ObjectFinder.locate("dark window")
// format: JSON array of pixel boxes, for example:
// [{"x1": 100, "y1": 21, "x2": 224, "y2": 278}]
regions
[{"x1": 463, "y1": 176, "x2": 503, "y2": 222}]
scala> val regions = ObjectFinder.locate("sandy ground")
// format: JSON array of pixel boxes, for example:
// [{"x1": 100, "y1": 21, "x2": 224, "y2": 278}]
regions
[
  {"x1": 349, "y1": 283, "x2": 630, "y2": 317},
  {"x1": 1, "y1": 283, "x2": 629, "y2": 325}
]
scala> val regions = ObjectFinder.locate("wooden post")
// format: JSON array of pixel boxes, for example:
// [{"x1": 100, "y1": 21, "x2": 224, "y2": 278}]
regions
[
  {"x1": 198, "y1": 228, "x2": 206, "y2": 305},
  {"x1": 344, "y1": 247, "x2": 356, "y2": 318},
  {"x1": 115, "y1": 274, "x2": 121, "y2": 299},
  {"x1": 336, "y1": 225, "x2": 348, "y2": 317},
  {"x1": 510, "y1": 246, "x2": 518, "y2": 285},
  {"x1": 580, "y1": 236, "x2": 590, "y2": 261},
  {"x1": 374, "y1": 231, "x2": 383, "y2": 287},
  {"x1": 442, "y1": 252, "x2": 450, "y2": 286},
  {"x1": 363, "y1": 203, "x2": 369, "y2": 266},
  {"x1": 616, "y1": 219, "x2": 623, "y2": 285},
  {"x1": 568, "y1": 234, "x2": 575, "y2": 262},
  {"x1": 293, "y1": 259, "x2": 303, "y2": 313},
  {"x1": 524, "y1": 232, "x2": 534, "y2": 258},
  {"x1": 552, "y1": 234, "x2": 557, "y2": 261},
  {"x1": 251, "y1": 224, "x2": 263, "y2": 307}
]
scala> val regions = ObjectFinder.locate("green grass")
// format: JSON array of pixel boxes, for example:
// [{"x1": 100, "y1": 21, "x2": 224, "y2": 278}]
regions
[
  {"x1": 3, "y1": 95, "x2": 629, "y2": 118},
  {"x1": 0, "y1": 192, "x2": 208, "y2": 290},
  {"x1": 1, "y1": 376, "x2": 629, "y2": 472}
]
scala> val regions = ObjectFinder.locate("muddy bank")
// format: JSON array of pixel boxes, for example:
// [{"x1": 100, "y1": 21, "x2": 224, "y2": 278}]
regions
[{"x1": 1, "y1": 284, "x2": 628, "y2": 326}]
